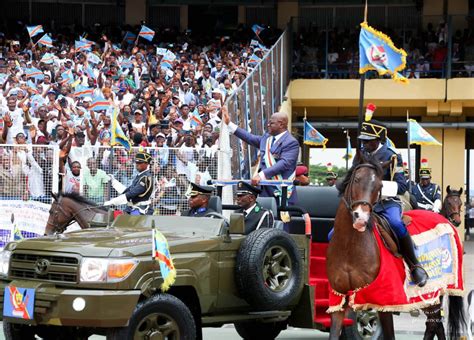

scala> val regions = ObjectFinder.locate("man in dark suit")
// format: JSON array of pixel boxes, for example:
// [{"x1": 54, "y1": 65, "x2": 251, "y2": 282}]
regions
[
  {"x1": 181, "y1": 182, "x2": 216, "y2": 217},
  {"x1": 222, "y1": 106, "x2": 299, "y2": 204},
  {"x1": 234, "y1": 181, "x2": 274, "y2": 234}
]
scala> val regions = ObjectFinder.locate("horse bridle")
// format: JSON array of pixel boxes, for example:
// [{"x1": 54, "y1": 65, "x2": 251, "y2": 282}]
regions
[
  {"x1": 48, "y1": 197, "x2": 102, "y2": 234},
  {"x1": 342, "y1": 163, "x2": 382, "y2": 217},
  {"x1": 443, "y1": 193, "x2": 462, "y2": 226}
]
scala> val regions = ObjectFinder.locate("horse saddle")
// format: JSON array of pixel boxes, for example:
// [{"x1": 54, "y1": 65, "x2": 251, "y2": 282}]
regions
[{"x1": 373, "y1": 214, "x2": 403, "y2": 258}]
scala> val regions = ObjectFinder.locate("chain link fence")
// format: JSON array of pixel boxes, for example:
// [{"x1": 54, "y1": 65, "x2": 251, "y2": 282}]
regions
[{"x1": 67, "y1": 146, "x2": 219, "y2": 215}]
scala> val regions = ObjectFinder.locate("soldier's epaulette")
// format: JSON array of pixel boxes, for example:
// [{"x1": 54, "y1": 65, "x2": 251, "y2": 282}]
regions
[{"x1": 387, "y1": 146, "x2": 399, "y2": 155}]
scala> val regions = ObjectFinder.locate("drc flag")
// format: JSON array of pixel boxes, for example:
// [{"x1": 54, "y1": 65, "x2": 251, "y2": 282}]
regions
[
  {"x1": 139, "y1": 25, "x2": 155, "y2": 42},
  {"x1": 408, "y1": 119, "x2": 442, "y2": 146},
  {"x1": 359, "y1": 22, "x2": 408, "y2": 83},
  {"x1": 303, "y1": 121, "x2": 328, "y2": 148}
]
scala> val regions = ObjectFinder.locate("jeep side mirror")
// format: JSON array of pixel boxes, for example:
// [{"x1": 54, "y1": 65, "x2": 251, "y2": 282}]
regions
[{"x1": 229, "y1": 213, "x2": 245, "y2": 234}]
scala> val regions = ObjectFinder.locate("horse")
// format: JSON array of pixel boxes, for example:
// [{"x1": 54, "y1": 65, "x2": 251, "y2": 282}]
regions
[
  {"x1": 441, "y1": 186, "x2": 463, "y2": 227},
  {"x1": 45, "y1": 192, "x2": 110, "y2": 235},
  {"x1": 326, "y1": 153, "x2": 466, "y2": 340}
]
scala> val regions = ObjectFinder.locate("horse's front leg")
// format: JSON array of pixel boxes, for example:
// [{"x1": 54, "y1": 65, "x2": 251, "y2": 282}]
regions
[
  {"x1": 378, "y1": 312, "x2": 395, "y2": 340},
  {"x1": 329, "y1": 310, "x2": 345, "y2": 340}
]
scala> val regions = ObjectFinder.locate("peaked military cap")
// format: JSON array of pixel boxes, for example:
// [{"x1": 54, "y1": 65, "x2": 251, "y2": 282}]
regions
[
  {"x1": 135, "y1": 151, "x2": 152, "y2": 164},
  {"x1": 358, "y1": 119, "x2": 387, "y2": 141},
  {"x1": 236, "y1": 181, "x2": 261, "y2": 196},
  {"x1": 419, "y1": 168, "x2": 432, "y2": 179},
  {"x1": 185, "y1": 182, "x2": 214, "y2": 197},
  {"x1": 326, "y1": 171, "x2": 338, "y2": 180}
]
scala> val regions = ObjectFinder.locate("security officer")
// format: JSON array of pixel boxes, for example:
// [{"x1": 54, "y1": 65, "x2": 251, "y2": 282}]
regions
[
  {"x1": 182, "y1": 182, "x2": 216, "y2": 217},
  {"x1": 234, "y1": 181, "x2": 274, "y2": 234},
  {"x1": 326, "y1": 163, "x2": 338, "y2": 187},
  {"x1": 357, "y1": 115, "x2": 428, "y2": 287},
  {"x1": 412, "y1": 159, "x2": 441, "y2": 212},
  {"x1": 105, "y1": 151, "x2": 154, "y2": 215}
]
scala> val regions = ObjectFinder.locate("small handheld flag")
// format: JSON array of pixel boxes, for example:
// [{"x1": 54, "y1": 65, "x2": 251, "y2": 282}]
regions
[
  {"x1": 87, "y1": 53, "x2": 101, "y2": 65},
  {"x1": 123, "y1": 31, "x2": 137, "y2": 45},
  {"x1": 359, "y1": 22, "x2": 408, "y2": 83},
  {"x1": 27, "y1": 25, "x2": 44, "y2": 38},
  {"x1": 40, "y1": 53, "x2": 54, "y2": 64},
  {"x1": 190, "y1": 110, "x2": 203, "y2": 128},
  {"x1": 408, "y1": 119, "x2": 442, "y2": 146},
  {"x1": 152, "y1": 226, "x2": 176, "y2": 292},
  {"x1": 75, "y1": 40, "x2": 92, "y2": 52},
  {"x1": 111, "y1": 107, "x2": 131, "y2": 151},
  {"x1": 247, "y1": 53, "x2": 262, "y2": 67},
  {"x1": 37, "y1": 34, "x2": 53, "y2": 48},
  {"x1": 252, "y1": 24, "x2": 265, "y2": 37},
  {"x1": 24, "y1": 67, "x2": 44, "y2": 80},
  {"x1": 138, "y1": 25, "x2": 155, "y2": 42},
  {"x1": 89, "y1": 94, "x2": 111, "y2": 111},
  {"x1": 73, "y1": 85, "x2": 94, "y2": 98},
  {"x1": 303, "y1": 120, "x2": 328, "y2": 148}
]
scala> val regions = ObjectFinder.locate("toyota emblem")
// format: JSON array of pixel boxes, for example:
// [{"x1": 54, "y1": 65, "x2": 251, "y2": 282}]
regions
[{"x1": 35, "y1": 259, "x2": 50, "y2": 276}]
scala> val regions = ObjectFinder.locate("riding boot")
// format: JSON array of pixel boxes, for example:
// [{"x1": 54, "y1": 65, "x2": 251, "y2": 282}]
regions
[{"x1": 399, "y1": 234, "x2": 429, "y2": 287}]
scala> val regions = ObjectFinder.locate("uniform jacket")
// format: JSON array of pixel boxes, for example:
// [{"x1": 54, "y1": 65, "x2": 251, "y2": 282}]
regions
[
  {"x1": 235, "y1": 203, "x2": 274, "y2": 234},
  {"x1": 412, "y1": 182, "x2": 441, "y2": 210},
  {"x1": 124, "y1": 169, "x2": 154, "y2": 205},
  {"x1": 182, "y1": 207, "x2": 216, "y2": 217},
  {"x1": 234, "y1": 127, "x2": 299, "y2": 203}
]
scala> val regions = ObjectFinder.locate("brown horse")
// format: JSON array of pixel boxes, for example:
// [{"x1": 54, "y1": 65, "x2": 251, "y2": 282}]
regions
[
  {"x1": 441, "y1": 186, "x2": 463, "y2": 227},
  {"x1": 45, "y1": 192, "x2": 109, "y2": 235},
  {"x1": 327, "y1": 154, "x2": 466, "y2": 340}
]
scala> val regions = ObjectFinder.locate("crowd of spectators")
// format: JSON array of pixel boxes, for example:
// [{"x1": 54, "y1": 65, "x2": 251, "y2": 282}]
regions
[
  {"x1": 293, "y1": 21, "x2": 474, "y2": 79},
  {"x1": 0, "y1": 23, "x2": 281, "y2": 209}
]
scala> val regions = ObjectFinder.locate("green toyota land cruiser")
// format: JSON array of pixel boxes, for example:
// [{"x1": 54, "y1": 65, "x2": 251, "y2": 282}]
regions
[{"x1": 0, "y1": 214, "x2": 314, "y2": 340}]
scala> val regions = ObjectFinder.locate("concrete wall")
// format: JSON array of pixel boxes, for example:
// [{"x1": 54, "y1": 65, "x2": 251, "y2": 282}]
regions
[
  {"x1": 277, "y1": 1, "x2": 298, "y2": 30},
  {"x1": 125, "y1": 0, "x2": 146, "y2": 25}
]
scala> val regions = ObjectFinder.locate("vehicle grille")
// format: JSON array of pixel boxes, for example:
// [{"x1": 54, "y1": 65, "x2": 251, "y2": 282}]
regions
[{"x1": 9, "y1": 252, "x2": 80, "y2": 283}]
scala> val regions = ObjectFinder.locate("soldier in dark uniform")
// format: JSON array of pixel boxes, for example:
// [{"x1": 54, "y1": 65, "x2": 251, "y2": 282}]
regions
[
  {"x1": 325, "y1": 163, "x2": 338, "y2": 187},
  {"x1": 234, "y1": 181, "x2": 274, "y2": 234},
  {"x1": 105, "y1": 151, "x2": 155, "y2": 215},
  {"x1": 356, "y1": 117, "x2": 428, "y2": 287},
  {"x1": 411, "y1": 159, "x2": 442, "y2": 213},
  {"x1": 181, "y1": 183, "x2": 216, "y2": 217}
]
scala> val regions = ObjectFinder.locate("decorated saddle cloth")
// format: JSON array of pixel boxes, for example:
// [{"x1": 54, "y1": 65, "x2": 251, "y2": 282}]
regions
[{"x1": 328, "y1": 210, "x2": 464, "y2": 313}]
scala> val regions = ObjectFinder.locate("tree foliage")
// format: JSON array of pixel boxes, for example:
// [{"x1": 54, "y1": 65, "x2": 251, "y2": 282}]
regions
[{"x1": 308, "y1": 164, "x2": 348, "y2": 186}]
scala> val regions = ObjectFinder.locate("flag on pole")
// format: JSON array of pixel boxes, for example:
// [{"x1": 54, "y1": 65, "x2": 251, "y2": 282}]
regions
[
  {"x1": 359, "y1": 22, "x2": 408, "y2": 83},
  {"x1": 27, "y1": 25, "x2": 44, "y2": 38},
  {"x1": 408, "y1": 119, "x2": 442, "y2": 146},
  {"x1": 138, "y1": 25, "x2": 155, "y2": 42},
  {"x1": 111, "y1": 107, "x2": 131, "y2": 151},
  {"x1": 303, "y1": 120, "x2": 328, "y2": 148},
  {"x1": 152, "y1": 226, "x2": 176, "y2": 292},
  {"x1": 89, "y1": 94, "x2": 111, "y2": 111},
  {"x1": 252, "y1": 24, "x2": 265, "y2": 36},
  {"x1": 343, "y1": 135, "x2": 353, "y2": 160},
  {"x1": 37, "y1": 34, "x2": 53, "y2": 47},
  {"x1": 123, "y1": 31, "x2": 137, "y2": 45}
]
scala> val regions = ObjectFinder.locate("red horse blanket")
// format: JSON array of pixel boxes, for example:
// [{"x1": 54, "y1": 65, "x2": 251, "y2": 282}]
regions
[{"x1": 328, "y1": 210, "x2": 464, "y2": 312}]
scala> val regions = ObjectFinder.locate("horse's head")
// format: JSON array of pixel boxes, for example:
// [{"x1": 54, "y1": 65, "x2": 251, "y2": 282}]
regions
[
  {"x1": 443, "y1": 186, "x2": 463, "y2": 227},
  {"x1": 45, "y1": 193, "x2": 71, "y2": 235},
  {"x1": 338, "y1": 152, "x2": 383, "y2": 232}
]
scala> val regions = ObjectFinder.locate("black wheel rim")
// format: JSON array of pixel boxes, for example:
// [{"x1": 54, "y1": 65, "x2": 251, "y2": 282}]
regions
[
  {"x1": 356, "y1": 309, "x2": 379, "y2": 339},
  {"x1": 134, "y1": 312, "x2": 180, "y2": 340},
  {"x1": 263, "y1": 245, "x2": 292, "y2": 292}
]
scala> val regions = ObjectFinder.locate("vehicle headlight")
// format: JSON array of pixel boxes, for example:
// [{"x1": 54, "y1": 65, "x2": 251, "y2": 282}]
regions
[
  {"x1": 0, "y1": 250, "x2": 11, "y2": 277},
  {"x1": 80, "y1": 258, "x2": 137, "y2": 283}
]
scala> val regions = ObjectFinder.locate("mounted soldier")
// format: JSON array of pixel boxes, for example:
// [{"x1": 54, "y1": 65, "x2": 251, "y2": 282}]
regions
[
  {"x1": 355, "y1": 105, "x2": 428, "y2": 287},
  {"x1": 411, "y1": 159, "x2": 442, "y2": 213},
  {"x1": 105, "y1": 150, "x2": 154, "y2": 215}
]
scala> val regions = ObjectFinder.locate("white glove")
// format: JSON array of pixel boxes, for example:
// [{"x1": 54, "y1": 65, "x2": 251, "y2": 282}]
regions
[
  {"x1": 104, "y1": 194, "x2": 128, "y2": 206},
  {"x1": 433, "y1": 199, "x2": 442, "y2": 213},
  {"x1": 110, "y1": 176, "x2": 126, "y2": 194}
]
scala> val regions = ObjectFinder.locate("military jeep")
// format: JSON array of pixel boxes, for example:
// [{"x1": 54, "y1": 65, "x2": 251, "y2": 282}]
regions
[{"x1": 0, "y1": 212, "x2": 314, "y2": 340}]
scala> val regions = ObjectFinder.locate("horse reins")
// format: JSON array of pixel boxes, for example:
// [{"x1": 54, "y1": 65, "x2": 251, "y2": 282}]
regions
[{"x1": 342, "y1": 163, "x2": 382, "y2": 218}]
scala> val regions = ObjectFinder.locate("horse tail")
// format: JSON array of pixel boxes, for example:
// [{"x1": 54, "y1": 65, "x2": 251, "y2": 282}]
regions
[{"x1": 448, "y1": 295, "x2": 466, "y2": 340}]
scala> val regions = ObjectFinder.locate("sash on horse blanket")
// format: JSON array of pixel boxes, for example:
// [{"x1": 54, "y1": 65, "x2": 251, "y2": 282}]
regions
[{"x1": 328, "y1": 210, "x2": 464, "y2": 313}]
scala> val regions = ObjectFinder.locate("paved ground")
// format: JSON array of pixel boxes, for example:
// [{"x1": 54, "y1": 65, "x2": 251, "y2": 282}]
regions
[{"x1": 1, "y1": 238, "x2": 472, "y2": 339}]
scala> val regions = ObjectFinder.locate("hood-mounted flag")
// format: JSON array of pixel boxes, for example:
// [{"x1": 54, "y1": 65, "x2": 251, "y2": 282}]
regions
[{"x1": 359, "y1": 22, "x2": 408, "y2": 83}]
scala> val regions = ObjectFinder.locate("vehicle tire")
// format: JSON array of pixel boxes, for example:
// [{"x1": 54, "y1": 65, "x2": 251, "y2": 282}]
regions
[
  {"x1": 106, "y1": 293, "x2": 196, "y2": 340},
  {"x1": 234, "y1": 320, "x2": 287, "y2": 340},
  {"x1": 235, "y1": 228, "x2": 303, "y2": 310},
  {"x1": 3, "y1": 321, "x2": 36, "y2": 340},
  {"x1": 341, "y1": 310, "x2": 383, "y2": 340}
]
